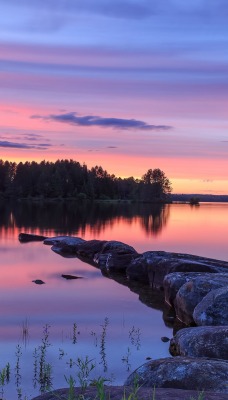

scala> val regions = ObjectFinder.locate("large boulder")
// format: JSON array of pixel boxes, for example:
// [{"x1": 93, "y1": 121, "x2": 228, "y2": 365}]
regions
[
  {"x1": 169, "y1": 326, "x2": 228, "y2": 359},
  {"x1": 45, "y1": 236, "x2": 85, "y2": 257},
  {"x1": 127, "y1": 251, "x2": 228, "y2": 287},
  {"x1": 174, "y1": 273, "x2": 228, "y2": 325},
  {"x1": 193, "y1": 286, "x2": 228, "y2": 326},
  {"x1": 126, "y1": 254, "x2": 149, "y2": 283},
  {"x1": 76, "y1": 240, "x2": 107, "y2": 260},
  {"x1": 31, "y1": 386, "x2": 228, "y2": 400},
  {"x1": 125, "y1": 357, "x2": 228, "y2": 393},
  {"x1": 44, "y1": 236, "x2": 85, "y2": 246},
  {"x1": 163, "y1": 272, "x2": 210, "y2": 306},
  {"x1": 94, "y1": 241, "x2": 138, "y2": 272}
]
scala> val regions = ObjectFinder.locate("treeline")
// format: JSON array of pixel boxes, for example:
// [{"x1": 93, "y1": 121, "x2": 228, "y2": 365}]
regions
[{"x1": 0, "y1": 159, "x2": 172, "y2": 202}]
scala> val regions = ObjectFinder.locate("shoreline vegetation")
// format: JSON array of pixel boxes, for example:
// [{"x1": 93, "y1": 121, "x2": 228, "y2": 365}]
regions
[
  {"x1": 0, "y1": 159, "x2": 172, "y2": 203},
  {"x1": 1, "y1": 159, "x2": 228, "y2": 203}
]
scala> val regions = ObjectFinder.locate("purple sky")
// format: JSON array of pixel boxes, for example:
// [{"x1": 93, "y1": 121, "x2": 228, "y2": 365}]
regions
[{"x1": 0, "y1": 0, "x2": 228, "y2": 193}]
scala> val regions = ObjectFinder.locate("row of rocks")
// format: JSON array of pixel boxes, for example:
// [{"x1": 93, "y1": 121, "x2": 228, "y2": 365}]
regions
[
  {"x1": 164, "y1": 271, "x2": 228, "y2": 326},
  {"x1": 19, "y1": 233, "x2": 228, "y2": 394}
]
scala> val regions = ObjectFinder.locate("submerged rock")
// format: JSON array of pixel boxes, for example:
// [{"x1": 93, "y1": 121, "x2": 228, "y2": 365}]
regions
[
  {"x1": 193, "y1": 286, "x2": 228, "y2": 326},
  {"x1": 32, "y1": 279, "x2": 45, "y2": 285},
  {"x1": 61, "y1": 274, "x2": 83, "y2": 280},
  {"x1": 19, "y1": 233, "x2": 47, "y2": 242},
  {"x1": 174, "y1": 273, "x2": 228, "y2": 325},
  {"x1": 169, "y1": 326, "x2": 228, "y2": 359},
  {"x1": 125, "y1": 357, "x2": 228, "y2": 393}
]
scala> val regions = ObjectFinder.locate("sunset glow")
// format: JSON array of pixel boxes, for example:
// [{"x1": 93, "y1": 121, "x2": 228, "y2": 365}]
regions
[{"x1": 0, "y1": 2, "x2": 228, "y2": 194}]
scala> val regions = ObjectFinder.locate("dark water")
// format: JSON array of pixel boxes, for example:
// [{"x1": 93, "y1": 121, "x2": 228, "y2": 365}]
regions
[{"x1": 0, "y1": 200, "x2": 227, "y2": 399}]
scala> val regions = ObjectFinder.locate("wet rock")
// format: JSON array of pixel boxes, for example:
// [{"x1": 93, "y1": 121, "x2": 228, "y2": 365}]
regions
[
  {"x1": 107, "y1": 252, "x2": 138, "y2": 272},
  {"x1": 94, "y1": 241, "x2": 138, "y2": 272},
  {"x1": 126, "y1": 254, "x2": 149, "y2": 283},
  {"x1": 170, "y1": 326, "x2": 228, "y2": 359},
  {"x1": 193, "y1": 286, "x2": 228, "y2": 326},
  {"x1": 161, "y1": 336, "x2": 170, "y2": 342},
  {"x1": 31, "y1": 386, "x2": 228, "y2": 400},
  {"x1": 164, "y1": 272, "x2": 214, "y2": 306},
  {"x1": 100, "y1": 240, "x2": 136, "y2": 255},
  {"x1": 19, "y1": 233, "x2": 47, "y2": 242},
  {"x1": 44, "y1": 235, "x2": 84, "y2": 247},
  {"x1": 124, "y1": 356, "x2": 228, "y2": 393},
  {"x1": 32, "y1": 279, "x2": 45, "y2": 285},
  {"x1": 174, "y1": 273, "x2": 228, "y2": 325},
  {"x1": 76, "y1": 240, "x2": 107, "y2": 260},
  {"x1": 127, "y1": 251, "x2": 228, "y2": 287},
  {"x1": 61, "y1": 274, "x2": 83, "y2": 280}
]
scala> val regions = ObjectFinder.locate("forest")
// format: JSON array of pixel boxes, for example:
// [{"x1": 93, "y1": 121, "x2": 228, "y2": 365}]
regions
[{"x1": 0, "y1": 159, "x2": 172, "y2": 202}]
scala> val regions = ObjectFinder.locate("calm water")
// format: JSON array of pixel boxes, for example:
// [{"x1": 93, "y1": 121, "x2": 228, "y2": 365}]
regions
[{"x1": 0, "y1": 201, "x2": 228, "y2": 399}]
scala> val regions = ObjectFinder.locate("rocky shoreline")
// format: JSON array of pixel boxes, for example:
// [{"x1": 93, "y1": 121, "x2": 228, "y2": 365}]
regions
[{"x1": 18, "y1": 233, "x2": 228, "y2": 397}]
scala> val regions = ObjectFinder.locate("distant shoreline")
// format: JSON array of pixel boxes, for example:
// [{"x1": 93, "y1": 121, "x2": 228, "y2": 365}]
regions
[{"x1": 171, "y1": 194, "x2": 228, "y2": 202}]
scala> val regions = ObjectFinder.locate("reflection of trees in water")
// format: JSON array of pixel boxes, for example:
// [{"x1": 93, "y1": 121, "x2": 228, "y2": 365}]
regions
[
  {"x1": 0, "y1": 200, "x2": 170, "y2": 237},
  {"x1": 140, "y1": 204, "x2": 170, "y2": 236}
]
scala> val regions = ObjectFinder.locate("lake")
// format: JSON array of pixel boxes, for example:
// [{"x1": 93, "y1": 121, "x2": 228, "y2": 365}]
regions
[{"x1": 0, "y1": 200, "x2": 228, "y2": 399}]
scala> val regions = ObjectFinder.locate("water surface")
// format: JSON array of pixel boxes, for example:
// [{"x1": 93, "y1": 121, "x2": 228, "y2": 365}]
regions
[{"x1": 0, "y1": 201, "x2": 227, "y2": 399}]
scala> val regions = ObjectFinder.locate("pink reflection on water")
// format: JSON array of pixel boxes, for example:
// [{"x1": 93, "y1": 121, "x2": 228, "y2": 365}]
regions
[{"x1": 0, "y1": 202, "x2": 228, "y2": 397}]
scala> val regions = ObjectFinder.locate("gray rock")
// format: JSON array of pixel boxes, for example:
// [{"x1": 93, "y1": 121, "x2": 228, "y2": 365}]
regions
[
  {"x1": 45, "y1": 237, "x2": 86, "y2": 257},
  {"x1": 61, "y1": 274, "x2": 83, "y2": 280},
  {"x1": 76, "y1": 240, "x2": 107, "y2": 260},
  {"x1": 193, "y1": 286, "x2": 228, "y2": 326},
  {"x1": 124, "y1": 357, "x2": 228, "y2": 393},
  {"x1": 100, "y1": 240, "x2": 136, "y2": 254},
  {"x1": 126, "y1": 254, "x2": 149, "y2": 283},
  {"x1": 44, "y1": 236, "x2": 85, "y2": 246},
  {"x1": 169, "y1": 326, "x2": 228, "y2": 359},
  {"x1": 19, "y1": 233, "x2": 47, "y2": 242},
  {"x1": 163, "y1": 272, "x2": 211, "y2": 306},
  {"x1": 31, "y1": 386, "x2": 228, "y2": 400},
  {"x1": 127, "y1": 251, "x2": 228, "y2": 287},
  {"x1": 94, "y1": 240, "x2": 138, "y2": 272},
  {"x1": 32, "y1": 279, "x2": 45, "y2": 285},
  {"x1": 174, "y1": 273, "x2": 228, "y2": 325}
]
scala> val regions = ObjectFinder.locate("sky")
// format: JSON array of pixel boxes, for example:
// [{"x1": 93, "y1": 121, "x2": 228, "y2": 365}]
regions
[{"x1": 0, "y1": 0, "x2": 228, "y2": 194}]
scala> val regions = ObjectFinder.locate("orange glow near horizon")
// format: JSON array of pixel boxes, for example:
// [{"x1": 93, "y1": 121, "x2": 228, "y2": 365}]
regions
[{"x1": 1, "y1": 99, "x2": 228, "y2": 195}]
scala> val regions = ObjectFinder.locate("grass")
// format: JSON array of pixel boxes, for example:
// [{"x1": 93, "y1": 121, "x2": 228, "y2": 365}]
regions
[{"x1": 0, "y1": 320, "x2": 207, "y2": 400}]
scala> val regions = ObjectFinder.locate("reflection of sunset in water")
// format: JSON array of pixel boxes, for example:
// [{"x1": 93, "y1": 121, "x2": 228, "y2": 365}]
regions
[{"x1": 0, "y1": 201, "x2": 228, "y2": 397}]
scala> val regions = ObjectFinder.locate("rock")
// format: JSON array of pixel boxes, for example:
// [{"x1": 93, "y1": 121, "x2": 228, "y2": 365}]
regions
[
  {"x1": 47, "y1": 237, "x2": 85, "y2": 257},
  {"x1": 124, "y1": 357, "x2": 228, "y2": 393},
  {"x1": 126, "y1": 254, "x2": 149, "y2": 283},
  {"x1": 164, "y1": 272, "x2": 214, "y2": 306},
  {"x1": 161, "y1": 336, "x2": 170, "y2": 342},
  {"x1": 44, "y1": 236, "x2": 85, "y2": 254},
  {"x1": 106, "y1": 252, "x2": 138, "y2": 272},
  {"x1": 61, "y1": 274, "x2": 83, "y2": 280},
  {"x1": 169, "y1": 326, "x2": 228, "y2": 359},
  {"x1": 32, "y1": 279, "x2": 45, "y2": 285},
  {"x1": 100, "y1": 240, "x2": 136, "y2": 255},
  {"x1": 19, "y1": 233, "x2": 47, "y2": 242},
  {"x1": 126, "y1": 251, "x2": 228, "y2": 287},
  {"x1": 174, "y1": 273, "x2": 228, "y2": 325},
  {"x1": 193, "y1": 286, "x2": 228, "y2": 326},
  {"x1": 31, "y1": 386, "x2": 228, "y2": 400},
  {"x1": 76, "y1": 240, "x2": 107, "y2": 260},
  {"x1": 44, "y1": 236, "x2": 85, "y2": 246},
  {"x1": 94, "y1": 241, "x2": 138, "y2": 272}
]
